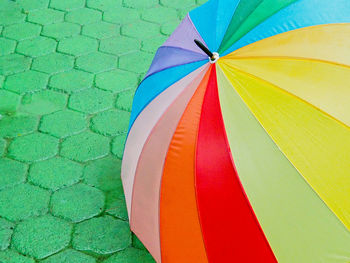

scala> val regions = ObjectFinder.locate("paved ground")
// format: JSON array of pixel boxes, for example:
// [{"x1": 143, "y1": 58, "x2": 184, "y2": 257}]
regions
[{"x1": 0, "y1": 0, "x2": 206, "y2": 262}]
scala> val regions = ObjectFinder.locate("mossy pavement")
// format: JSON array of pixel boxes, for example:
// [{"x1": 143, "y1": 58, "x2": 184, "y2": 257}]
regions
[{"x1": 0, "y1": 0, "x2": 206, "y2": 262}]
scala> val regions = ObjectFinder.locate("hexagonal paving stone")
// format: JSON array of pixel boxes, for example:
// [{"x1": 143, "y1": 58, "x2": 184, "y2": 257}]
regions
[
  {"x1": 95, "y1": 69, "x2": 139, "y2": 93},
  {"x1": 105, "y1": 190, "x2": 127, "y2": 220},
  {"x1": 2, "y1": 22, "x2": 41, "y2": 41},
  {"x1": 20, "y1": 90, "x2": 68, "y2": 115},
  {"x1": 65, "y1": 8, "x2": 102, "y2": 25},
  {"x1": 0, "y1": 218, "x2": 15, "y2": 231},
  {"x1": 0, "y1": 232, "x2": 11, "y2": 251},
  {"x1": 160, "y1": 20, "x2": 182, "y2": 36},
  {"x1": 50, "y1": 0, "x2": 85, "y2": 11},
  {"x1": 0, "y1": 183, "x2": 50, "y2": 221},
  {"x1": 0, "y1": 2, "x2": 25, "y2": 26},
  {"x1": 0, "y1": 218, "x2": 14, "y2": 250},
  {"x1": 121, "y1": 21, "x2": 159, "y2": 39},
  {"x1": 60, "y1": 131, "x2": 110, "y2": 162},
  {"x1": 69, "y1": 88, "x2": 114, "y2": 114},
  {"x1": 0, "y1": 54, "x2": 31, "y2": 75},
  {"x1": 41, "y1": 22, "x2": 80, "y2": 39},
  {"x1": 196, "y1": 0, "x2": 208, "y2": 5},
  {"x1": 16, "y1": 0, "x2": 49, "y2": 11},
  {"x1": 39, "y1": 110, "x2": 87, "y2": 138},
  {"x1": 111, "y1": 133, "x2": 127, "y2": 159},
  {"x1": 51, "y1": 183, "x2": 105, "y2": 222},
  {"x1": 181, "y1": 6, "x2": 199, "y2": 17},
  {"x1": 87, "y1": 0, "x2": 121, "y2": 11},
  {"x1": 49, "y1": 69, "x2": 94, "y2": 93},
  {"x1": 0, "y1": 1, "x2": 204, "y2": 262},
  {"x1": 103, "y1": 6, "x2": 139, "y2": 24},
  {"x1": 0, "y1": 38, "x2": 16, "y2": 55},
  {"x1": 0, "y1": 114, "x2": 38, "y2": 138},
  {"x1": 32, "y1": 53, "x2": 74, "y2": 74},
  {"x1": 72, "y1": 216, "x2": 131, "y2": 254},
  {"x1": 100, "y1": 36, "x2": 139, "y2": 56},
  {"x1": 0, "y1": 249, "x2": 35, "y2": 263},
  {"x1": 119, "y1": 51, "x2": 153, "y2": 73},
  {"x1": 4, "y1": 70, "x2": 49, "y2": 94},
  {"x1": 0, "y1": 90, "x2": 21, "y2": 114},
  {"x1": 76, "y1": 52, "x2": 117, "y2": 73},
  {"x1": 7, "y1": 133, "x2": 59, "y2": 162},
  {"x1": 27, "y1": 9, "x2": 64, "y2": 25},
  {"x1": 141, "y1": 6, "x2": 178, "y2": 23},
  {"x1": 160, "y1": 0, "x2": 196, "y2": 8},
  {"x1": 58, "y1": 35, "x2": 98, "y2": 56},
  {"x1": 29, "y1": 157, "x2": 83, "y2": 190},
  {"x1": 123, "y1": 0, "x2": 158, "y2": 9},
  {"x1": 103, "y1": 248, "x2": 155, "y2": 263},
  {"x1": 115, "y1": 89, "x2": 134, "y2": 111},
  {"x1": 178, "y1": 6, "x2": 195, "y2": 19},
  {"x1": 16, "y1": 36, "x2": 57, "y2": 57},
  {"x1": 42, "y1": 249, "x2": 96, "y2": 263},
  {"x1": 82, "y1": 22, "x2": 119, "y2": 39},
  {"x1": 83, "y1": 155, "x2": 123, "y2": 192},
  {"x1": 12, "y1": 215, "x2": 72, "y2": 259},
  {"x1": 91, "y1": 109, "x2": 130, "y2": 136},
  {"x1": 0, "y1": 138, "x2": 5, "y2": 156},
  {"x1": 132, "y1": 235, "x2": 147, "y2": 250},
  {"x1": 0, "y1": 159, "x2": 27, "y2": 190},
  {"x1": 141, "y1": 35, "x2": 167, "y2": 53}
]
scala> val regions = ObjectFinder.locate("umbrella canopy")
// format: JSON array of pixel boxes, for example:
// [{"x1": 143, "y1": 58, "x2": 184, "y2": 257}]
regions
[{"x1": 121, "y1": 0, "x2": 350, "y2": 262}]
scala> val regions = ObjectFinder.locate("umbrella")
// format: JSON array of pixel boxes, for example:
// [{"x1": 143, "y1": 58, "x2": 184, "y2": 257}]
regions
[{"x1": 121, "y1": 0, "x2": 350, "y2": 262}]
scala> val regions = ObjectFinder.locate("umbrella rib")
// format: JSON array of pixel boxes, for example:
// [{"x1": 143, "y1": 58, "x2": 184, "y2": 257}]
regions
[
  {"x1": 218, "y1": 0, "x2": 302, "y2": 55},
  {"x1": 143, "y1": 58, "x2": 208, "y2": 86},
  {"x1": 143, "y1": 46, "x2": 208, "y2": 84},
  {"x1": 161, "y1": 45, "x2": 209, "y2": 57},
  {"x1": 218, "y1": 0, "x2": 263, "y2": 53},
  {"x1": 222, "y1": 55, "x2": 350, "y2": 70},
  {"x1": 219, "y1": 61, "x2": 350, "y2": 131},
  {"x1": 221, "y1": 23, "x2": 350, "y2": 58}
]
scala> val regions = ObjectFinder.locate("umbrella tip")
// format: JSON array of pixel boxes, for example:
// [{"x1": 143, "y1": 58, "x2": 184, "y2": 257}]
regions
[
  {"x1": 210, "y1": 52, "x2": 220, "y2": 64},
  {"x1": 194, "y1": 39, "x2": 219, "y2": 63}
]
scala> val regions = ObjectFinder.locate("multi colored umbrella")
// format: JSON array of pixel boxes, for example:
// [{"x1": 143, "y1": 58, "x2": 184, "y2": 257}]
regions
[{"x1": 121, "y1": 0, "x2": 350, "y2": 262}]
